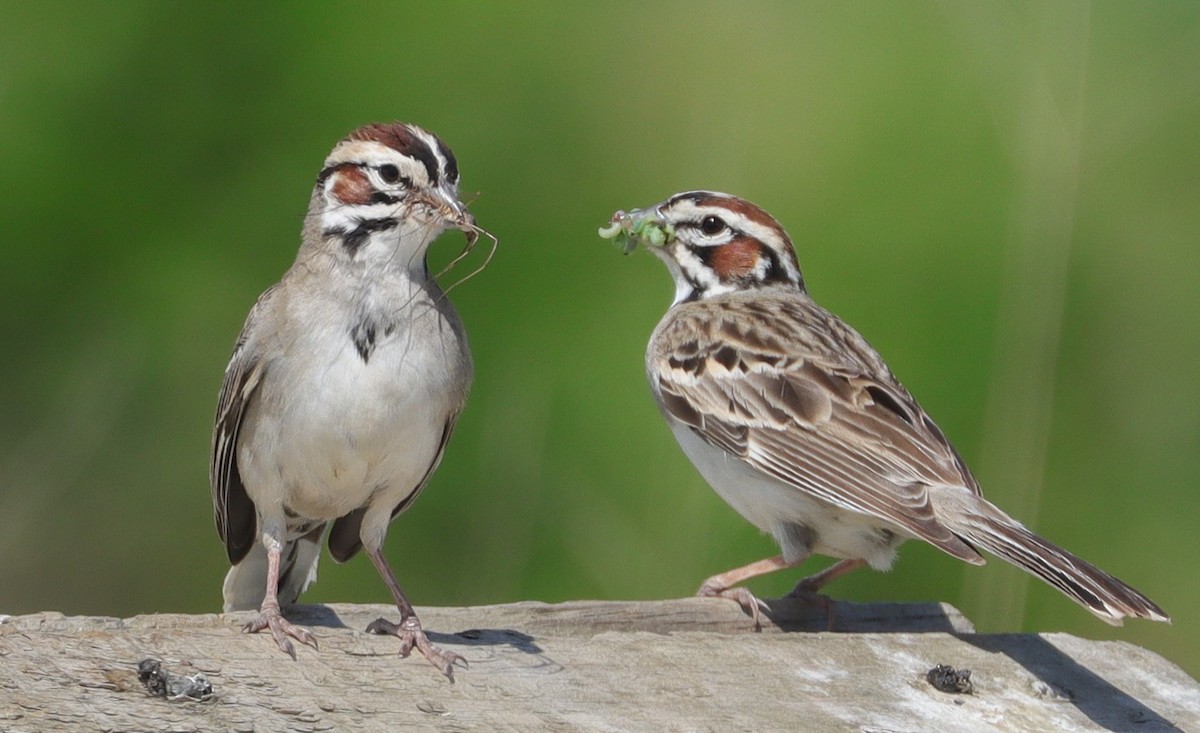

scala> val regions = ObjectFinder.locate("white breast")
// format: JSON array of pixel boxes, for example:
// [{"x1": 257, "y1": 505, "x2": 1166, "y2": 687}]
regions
[
  {"x1": 238, "y1": 286, "x2": 470, "y2": 522},
  {"x1": 665, "y1": 418, "x2": 904, "y2": 570}
]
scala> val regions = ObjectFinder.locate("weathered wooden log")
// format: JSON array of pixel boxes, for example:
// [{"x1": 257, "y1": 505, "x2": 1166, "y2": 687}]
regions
[{"x1": 1, "y1": 599, "x2": 1194, "y2": 732}]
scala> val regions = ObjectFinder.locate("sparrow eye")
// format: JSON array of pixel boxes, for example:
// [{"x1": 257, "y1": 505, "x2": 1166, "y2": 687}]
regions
[
  {"x1": 378, "y1": 164, "x2": 401, "y2": 184},
  {"x1": 700, "y1": 215, "x2": 727, "y2": 236}
]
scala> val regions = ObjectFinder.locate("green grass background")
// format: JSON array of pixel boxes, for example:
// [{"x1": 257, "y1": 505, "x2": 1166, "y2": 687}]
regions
[{"x1": 1, "y1": 2, "x2": 1196, "y2": 679}]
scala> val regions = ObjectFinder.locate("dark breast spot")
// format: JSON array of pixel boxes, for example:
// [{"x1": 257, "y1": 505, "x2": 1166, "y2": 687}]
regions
[{"x1": 350, "y1": 321, "x2": 376, "y2": 363}]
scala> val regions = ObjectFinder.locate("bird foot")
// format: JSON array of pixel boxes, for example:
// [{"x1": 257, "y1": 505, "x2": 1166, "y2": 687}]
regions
[
  {"x1": 242, "y1": 603, "x2": 318, "y2": 659},
  {"x1": 696, "y1": 582, "x2": 767, "y2": 631},
  {"x1": 367, "y1": 616, "x2": 467, "y2": 680}
]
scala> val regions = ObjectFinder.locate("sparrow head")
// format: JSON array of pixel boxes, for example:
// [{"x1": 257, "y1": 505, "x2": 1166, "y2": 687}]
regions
[
  {"x1": 311, "y1": 122, "x2": 474, "y2": 260},
  {"x1": 601, "y1": 191, "x2": 804, "y2": 304}
]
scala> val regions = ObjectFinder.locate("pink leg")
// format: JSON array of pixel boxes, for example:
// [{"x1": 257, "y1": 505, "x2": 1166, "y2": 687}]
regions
[
  {"x1": 241, "y1": 542, "x2": 318, "y2": 659},
  {"x1": 365, "y1": 548, "x2": 466, "y2": 680},
  {"x1": 789, "y1": 558, "x2": 867, "y2": 595},
  {"x1": 697, "y1": 555, "x2": 802, "y2": 630}
]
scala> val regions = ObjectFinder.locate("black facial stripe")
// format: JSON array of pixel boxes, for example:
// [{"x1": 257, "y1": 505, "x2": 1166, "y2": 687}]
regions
[
  {"x1": 756, "y1": 243, "x2": 788, "y2": 283},
  {"x1": 326, "y1": 217, "x2": 399, "y2": 254},
  {"x1": 678, "y1": 220, "x2": 735, "y2": 241},
  {"x1": 671, "y1": 191, "x2": 712, "y2": 205},
  {"x1": 316, "y1": 160, "x2": 387, "y2": 187},
  {"x1": 678, "y1": 220, "x2": 723, "y2": 232},
  {"x1": 688, "y1": 234, "x2": 792, "y2": 288},
  {"x1": 434, "y1": 138, "x2": 459, "y2": 184},
  {"x1": 676, "y1": 265, "x2": 708, "y2": 305},
  {"x1": 315, "y1": 163, "x2": 346, "y2": 186},
  {"x1": 319, "y1": 147, "x2": 438, "y2": 190},
  {"x1": 369, "y1": 191, "x2": 399, "y2": 205},
  {"x1": 694, "y1": 244, "x2": 720, "y2": 269},
  {"x1": 406, "y1": 140, "x2": 441, "y2": 187}
]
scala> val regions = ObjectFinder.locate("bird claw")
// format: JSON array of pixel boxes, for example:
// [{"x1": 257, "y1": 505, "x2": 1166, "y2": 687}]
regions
[
  {"x1": 366, "y1": 616, "x2": 467, "y2": 680},
  {"x1": 242, "y1": 606, "x2": 318, "y2": 659},
  {"x1": 697, "y1": 583, "x2": 767, "y2": 631}
]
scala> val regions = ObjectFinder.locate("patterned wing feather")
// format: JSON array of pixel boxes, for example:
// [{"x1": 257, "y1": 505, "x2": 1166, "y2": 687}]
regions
[
  {"x1": 651, "y1": 294, "x2": 984, "y2": 563},
  {"x1": 210, "y1": 287, "x2": 276, "y2": 565}
]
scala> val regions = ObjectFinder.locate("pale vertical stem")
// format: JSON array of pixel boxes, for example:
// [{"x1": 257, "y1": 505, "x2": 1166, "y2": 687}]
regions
[{"x1": 948, "y1": 3, "x2": 1092, "y2": 628}]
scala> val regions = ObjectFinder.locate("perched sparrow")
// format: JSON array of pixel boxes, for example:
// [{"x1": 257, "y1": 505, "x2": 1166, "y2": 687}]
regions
[
  {"x1": 211, "y1": 122, "x2": 492, "y2": 677},
  {"x1": 602, "y1": 191, "x2": 1169, "y2": 627}
]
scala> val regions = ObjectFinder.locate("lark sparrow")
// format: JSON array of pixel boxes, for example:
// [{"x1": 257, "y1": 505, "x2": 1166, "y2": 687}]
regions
[
  {"x1": 602, "y1": 191, "x2": 1168, "y2": 628},
  {"x1": 211, "y1": 122, "x2": 491, "y2": 677}
]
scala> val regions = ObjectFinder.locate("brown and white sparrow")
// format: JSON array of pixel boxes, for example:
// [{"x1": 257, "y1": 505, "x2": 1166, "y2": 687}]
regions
[
  {"x1": 211, "y1": 122, "x2": 491, "y2": 677},
  {"x1": 602, "y1": 190, "x2": 1168, "y2": 627}
]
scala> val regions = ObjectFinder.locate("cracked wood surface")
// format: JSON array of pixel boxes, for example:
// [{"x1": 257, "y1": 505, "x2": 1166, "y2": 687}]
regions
[{"x1": 0, "y1": 598, "x2": 1195, "y2": 732}]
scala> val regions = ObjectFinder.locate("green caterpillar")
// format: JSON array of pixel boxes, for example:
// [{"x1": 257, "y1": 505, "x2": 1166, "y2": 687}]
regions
[{"x1": 598, "y1": 213, "x2": 675, "y2": 254}]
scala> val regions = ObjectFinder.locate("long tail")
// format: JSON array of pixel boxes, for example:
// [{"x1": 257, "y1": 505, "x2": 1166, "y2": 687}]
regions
[
  {"x1": 938, "y1": 497, "x2": 1169, "y2": 625},
  {"x1": 222, "y1": 526, "x2": 324, "y2": 612}
]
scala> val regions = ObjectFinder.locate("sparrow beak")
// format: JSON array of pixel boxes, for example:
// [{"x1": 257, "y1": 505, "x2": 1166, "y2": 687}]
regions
[{"x1": 426, "y1": 186, "x2": 475, "y2": 232}]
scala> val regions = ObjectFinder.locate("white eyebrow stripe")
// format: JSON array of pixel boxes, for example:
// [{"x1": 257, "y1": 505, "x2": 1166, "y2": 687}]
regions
[
  {"x1": 668, "y1": 198, "x2": 760, "y2": 240},
  {"x1": 740, "y1": 219, "x2": 782, "y2": 244}
]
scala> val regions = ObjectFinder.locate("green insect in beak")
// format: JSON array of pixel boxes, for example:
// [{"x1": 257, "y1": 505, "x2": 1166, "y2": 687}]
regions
[{"x1": 599, "y1": 210, "x2": 675, "y2": 254}]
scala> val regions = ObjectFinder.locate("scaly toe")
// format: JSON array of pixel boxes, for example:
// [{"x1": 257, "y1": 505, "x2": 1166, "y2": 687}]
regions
[
  {"x1": 697, "y1": 584, "x2": 766, "y2": 631},
  {"x1": 368, "y1": 617, "x2": 466, "y2": 680},
  {"x1": 242, "y1": 607, "x2": 318, "y2": 659},
  {"x1": 414, "y1": 633, "x2": 468, "y2": 678}
]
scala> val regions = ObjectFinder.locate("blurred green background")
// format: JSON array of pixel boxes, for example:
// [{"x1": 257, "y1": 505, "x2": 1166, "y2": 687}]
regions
[{"x1": 1, "y1": 2, "x2": 1196, "y2": 679}]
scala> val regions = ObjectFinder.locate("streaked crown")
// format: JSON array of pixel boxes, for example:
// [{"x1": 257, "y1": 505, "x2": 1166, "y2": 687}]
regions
[{"x1": 310, "y1": 122, "x2": 472, "y2": 258}]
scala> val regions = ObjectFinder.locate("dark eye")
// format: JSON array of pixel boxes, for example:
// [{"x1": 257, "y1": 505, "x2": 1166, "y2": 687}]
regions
[
  {"x1": 700, "y1": 215, "x2": 726, "y2": 236},
  {"x1": 378, "y1": 164, "x2": 401, "y2": 184}
]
